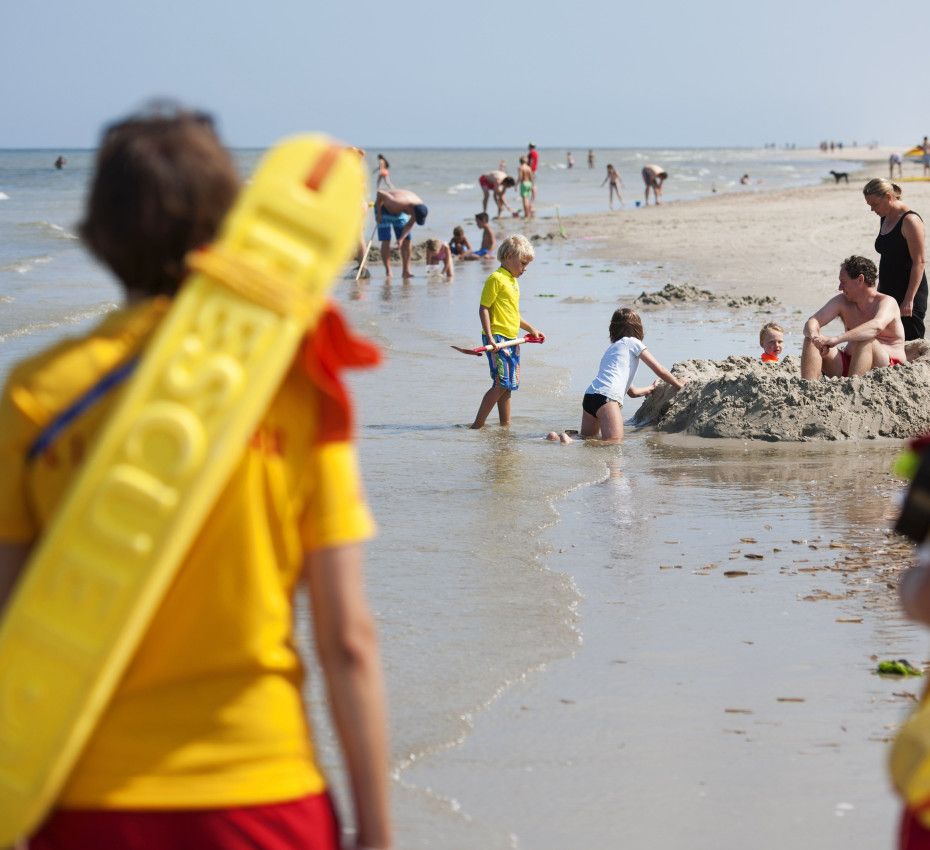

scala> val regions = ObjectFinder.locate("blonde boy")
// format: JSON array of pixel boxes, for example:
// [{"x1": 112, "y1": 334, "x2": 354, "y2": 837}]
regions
[
  {"x1": 470, "y1": 235, "x2": 543, "y2": 428},
  {"x1": 760, "y1": 322, "x2": 784, "y2": 362}
]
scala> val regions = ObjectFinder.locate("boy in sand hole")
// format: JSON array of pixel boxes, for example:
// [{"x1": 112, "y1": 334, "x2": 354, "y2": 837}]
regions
[
  {"x1": 760, "y1": 322, "x2": 784, "y2": 362},
  {"x1": 470, "y1": 235, "x2": 543, "y2": 428}
]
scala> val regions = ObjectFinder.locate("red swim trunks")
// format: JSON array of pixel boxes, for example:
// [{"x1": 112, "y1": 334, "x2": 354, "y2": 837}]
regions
[
  {"x1": 479, "y1": 174, "x2": 491, "y2": 190},
  {"x1": 839, "y1": 349, "x2": 903, "y2": 377},
  {"x1": 29, "y1": 792, "x2": 340, "y2": 850},
  {"x1": 900, "y1": 806, "x2": 930, "y2": 849}
]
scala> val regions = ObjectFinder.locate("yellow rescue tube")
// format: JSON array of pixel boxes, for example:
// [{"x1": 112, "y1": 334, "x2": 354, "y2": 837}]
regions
[{"x1": 0, "y1": 136, "x2": 364, "y2": 844}]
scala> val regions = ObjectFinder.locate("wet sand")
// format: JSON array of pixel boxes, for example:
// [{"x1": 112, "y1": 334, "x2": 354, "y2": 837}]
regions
[{"x1": 315, "y1": 152, "x2": 930, "y2": 849}]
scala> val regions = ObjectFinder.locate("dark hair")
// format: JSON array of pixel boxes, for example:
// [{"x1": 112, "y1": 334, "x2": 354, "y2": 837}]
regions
[
  {"x1": 841, "y1": 255, "x2": 878, "y2": 287},
  {"x1": 80, "y1": 104, "x2": 240, "y2": 297},
  {"x1": 475, "y1": 212, "x2": 489, "y2": 223},
  {"x1": 502, "y1": 176, "x2": 516, "y2": 188},
  {"x1": 378, "y1": 154, "x2": 389, "y2": 168},
  {"x1": 609, "y1": 307, "x2": 644, "y2": 342}
]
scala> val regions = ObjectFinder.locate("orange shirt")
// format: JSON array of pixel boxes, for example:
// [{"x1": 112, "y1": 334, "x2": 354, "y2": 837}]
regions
[{"x1": 0, "y1": 300, "x2": 374, "y2": 808}]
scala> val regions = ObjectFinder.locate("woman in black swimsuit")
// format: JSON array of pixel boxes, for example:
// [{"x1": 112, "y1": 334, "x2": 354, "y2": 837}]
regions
[{"x1": 863, "y1": 177, "x2": 928, "y2": 340}]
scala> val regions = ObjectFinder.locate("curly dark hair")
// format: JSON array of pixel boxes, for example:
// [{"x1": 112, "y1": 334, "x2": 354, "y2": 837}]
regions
[{"x1": 841, "y1": 255, "x2": 878, "y2": 287}]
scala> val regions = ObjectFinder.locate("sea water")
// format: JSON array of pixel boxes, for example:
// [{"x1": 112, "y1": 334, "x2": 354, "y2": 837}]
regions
[{"x1": 1, "y1": 147, "x2": 916, "y2": 849}]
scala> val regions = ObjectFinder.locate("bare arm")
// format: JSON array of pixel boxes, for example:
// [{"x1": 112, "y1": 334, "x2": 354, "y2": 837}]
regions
[
  {"x1": 519, "y1": 317, "x2": 543, "y2": 338},
  {"x1": 396, "y1": 217, "x2": 415, "y2": 245},
  {"x1": 638, "y1": 349, "x2": 686, "y2": 389},
  {"x1": 826, "y1": 297, "x2": 898, "y2": 346},
  {"x1": 0, "y1": 541, "x2": 30, "y2": 616},
  {"x1": 305, "y1": 543, "x2": 392, "y2": 850},
  {"x1": 902, "y1": 214, "x2": 927, "y2": 315},
  {"x1": 803, "y1": 296, "x2": 845, "y2": 348},
  {"x1": 479, "y1": 304, "x2": 497, "y2": 349},
  {"x1": 627, "y1": 379, "x2": 660, "y2": 398}
]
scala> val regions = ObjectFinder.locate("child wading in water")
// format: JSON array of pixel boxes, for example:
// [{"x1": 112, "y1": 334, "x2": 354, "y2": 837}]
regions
[
  {"x1": 602, "y1": 164, "x2": 624, "y2": 209},
  {"x1": 374, "y1": 153, "x2": 392, "y2": 188},
  {"x1": 470, "y1": 235, "x2": 544, "y2": 428},
  {"x1": 547, "y1": 307, "x2": 685, "y2": 443}
]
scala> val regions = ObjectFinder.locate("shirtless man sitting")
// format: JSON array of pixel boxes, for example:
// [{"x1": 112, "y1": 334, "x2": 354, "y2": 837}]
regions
[
  {"x1": 801, "y1": 255, "x2": 907, "y2": 380},
  {"x1": 375, "y1": 187, "x2": 429, "y2": 278}
]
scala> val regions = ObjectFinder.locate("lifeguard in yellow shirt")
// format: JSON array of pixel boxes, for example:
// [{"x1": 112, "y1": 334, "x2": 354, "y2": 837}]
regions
[{"x1": 0, "y1": 107, "x2": 392, "y2": 850}]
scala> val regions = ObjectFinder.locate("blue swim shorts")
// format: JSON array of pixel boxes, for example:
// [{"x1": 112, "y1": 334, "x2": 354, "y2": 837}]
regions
[
  {"x1": 377, "y1": 211, "x2": 411, "y2": 242},
  {"x1": 473, "y1": 248, "x2": 490, "y2": 257},
  {"x1": 483, "y1": 334, "x2": 520, "y2": 390}
]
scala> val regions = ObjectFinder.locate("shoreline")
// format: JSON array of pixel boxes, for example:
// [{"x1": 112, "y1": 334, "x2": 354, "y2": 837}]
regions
[
  {"x1": 402, "y1": 158, "x2": 928, "y2": 847},
  {"x1": 543, "y1": 153, "x2": 930, "y2": 319}
]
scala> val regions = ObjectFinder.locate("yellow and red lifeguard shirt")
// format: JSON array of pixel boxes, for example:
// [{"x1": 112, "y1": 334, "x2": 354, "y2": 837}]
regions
[{"x1": 0, "y1": 298, "x2": 375, "y2": 809}]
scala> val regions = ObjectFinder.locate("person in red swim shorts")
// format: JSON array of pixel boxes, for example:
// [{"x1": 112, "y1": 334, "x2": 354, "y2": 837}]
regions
[{"x1": 801, "y1": 255, "x2": 907, "y2": 379}]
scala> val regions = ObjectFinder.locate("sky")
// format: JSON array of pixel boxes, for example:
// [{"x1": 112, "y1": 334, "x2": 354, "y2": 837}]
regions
[{"x1": 3, "y1": 0, "x2": 928, "y2": 150}]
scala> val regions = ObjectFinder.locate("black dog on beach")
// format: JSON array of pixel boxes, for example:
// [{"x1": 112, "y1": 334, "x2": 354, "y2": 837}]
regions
[{"x1": 829, "y1": 170, "x2": 850, "y2": 184}]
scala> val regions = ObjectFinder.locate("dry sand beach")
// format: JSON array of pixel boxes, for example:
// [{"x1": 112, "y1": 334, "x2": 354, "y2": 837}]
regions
[{"x1": 334, "y1": 152, "x2": 930, "y2": 849}]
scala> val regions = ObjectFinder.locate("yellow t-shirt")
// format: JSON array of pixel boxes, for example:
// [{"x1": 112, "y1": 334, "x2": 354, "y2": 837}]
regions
[
  {"x1": 479, "y1": 267, "x2": 521, "y2": 338},
  {"x1": 0, "y1": 299, "x2": 375, "y2": 809}
]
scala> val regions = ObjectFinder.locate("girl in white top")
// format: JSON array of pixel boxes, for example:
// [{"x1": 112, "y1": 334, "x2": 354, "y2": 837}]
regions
[{"x1": 547, "y1": 307, "x2": 685, "y2": 443}]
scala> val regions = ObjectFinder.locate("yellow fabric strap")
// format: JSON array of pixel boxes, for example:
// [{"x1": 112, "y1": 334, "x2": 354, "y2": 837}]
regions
[{"x1": 186, "y1": 246, "x2": 316, "y2": 321}]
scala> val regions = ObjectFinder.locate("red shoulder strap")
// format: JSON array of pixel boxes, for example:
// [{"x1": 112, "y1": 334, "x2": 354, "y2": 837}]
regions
[{"x1": 301, "y1": 303, "x2": 381, "y2": 444}]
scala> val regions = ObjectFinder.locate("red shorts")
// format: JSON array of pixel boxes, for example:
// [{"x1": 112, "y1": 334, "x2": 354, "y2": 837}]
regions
[
  {"x1": 839, "y1": 349, "x2": 902, "y2": 377},
  {"x1": 479, "y1": 174, "x2": 491, "y2": 190},
  {"x1": 901, "y1": 807, "x2": 930, "y2": 849},
  {"x1": 29, "y1": 792, "x2": 340, "y2": 850}
]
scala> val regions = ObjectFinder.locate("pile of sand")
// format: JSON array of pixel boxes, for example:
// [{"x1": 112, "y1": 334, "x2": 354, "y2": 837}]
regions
[
  {"x1": 634, "y1": 283, "x2": 779, "y2": 310},
  {"x1": 633, "y1": 341, "x2": 930, "y2": 441}
]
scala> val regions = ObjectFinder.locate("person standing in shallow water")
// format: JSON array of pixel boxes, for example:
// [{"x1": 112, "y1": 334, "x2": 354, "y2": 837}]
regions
[{"x1": 863, "y1": 177, "x2": 928, "y2": 340}]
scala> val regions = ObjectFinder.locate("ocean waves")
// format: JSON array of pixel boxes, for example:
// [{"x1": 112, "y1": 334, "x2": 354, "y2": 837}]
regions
[
  {"x1": 0, "y1": 302, "x2": 117, "y2": 343},
  {"x1": 17, "y1": 221, "x2": 79, "y2": 241},
  {"x1": 0, "y1": 255, "x2": 53, "y2": 274}
]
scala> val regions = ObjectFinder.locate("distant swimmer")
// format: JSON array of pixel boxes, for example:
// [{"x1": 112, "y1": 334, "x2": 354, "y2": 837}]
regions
[
  {"x1": 374, "y1": 153, "x2": 393, "y2": 188},
  {"x1": 375, "y1": 188, "x2": 428, "y2": 279},
  {"x1": 567, "y1": 151, "x2": 575, "y2": 169},
  {"x1": 587, "y1": 149, "x2": 595, "y2": 169},
  {"x1": 740, "y1": 174, "x2": 750, "y2": 185},
  {"x1": 527, "y1": 143, "x2": 539, "y2": 202},
  {"x1": 54, "y1": 156, "x2": 66, "y2": 170},
  {"x1": 641, "y1": 164, "x2": 668, "y2": 205},
  {"x1": 478, "y1": 171, "x2": 516, "y2": 218},
  {"x1": 890, "y1": 152, "x2": 903, "y2": 179},
  {"x1": 602, "y1": 164, "x2": 624, "y2": 209},
  {"x1": 801, "y1": 255, "x2": 906, "y2": 379},
  {"x1": 518, "y1": 156, "x2": 534, "y2": 218}
]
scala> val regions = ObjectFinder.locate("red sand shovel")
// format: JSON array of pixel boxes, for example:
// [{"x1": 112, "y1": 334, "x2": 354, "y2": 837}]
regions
[{"x1": 450, "y1": 334, "x2": 545, "y2": 356}]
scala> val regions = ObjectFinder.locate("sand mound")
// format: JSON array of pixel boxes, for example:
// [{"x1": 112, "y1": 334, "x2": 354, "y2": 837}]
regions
[
  {"x1": 633, "y1": 341, "x2": 930, "y2": 441},
  {"x1": 634, "y1": 283, "x2": 778, "y2": 310}
]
